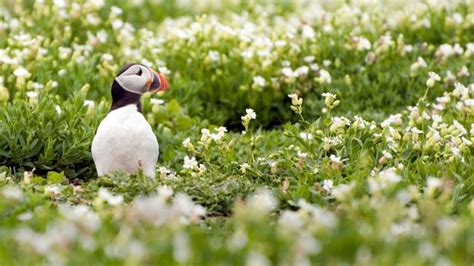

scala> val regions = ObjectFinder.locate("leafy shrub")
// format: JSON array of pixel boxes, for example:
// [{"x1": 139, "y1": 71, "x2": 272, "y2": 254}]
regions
[{"x1": 0, "y1": 94, "x2": 105, "y2": 179}]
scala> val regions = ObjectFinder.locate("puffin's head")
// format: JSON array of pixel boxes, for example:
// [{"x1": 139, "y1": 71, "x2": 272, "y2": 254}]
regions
[
  {"x1": 110, "y1": 63, "x2": 170, "y2": 112},
  {"x1": 114, "y1": 63, "x2": 170, "y2": 94}
]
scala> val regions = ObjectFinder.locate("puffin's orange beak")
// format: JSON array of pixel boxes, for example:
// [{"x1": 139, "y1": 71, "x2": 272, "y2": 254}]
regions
[{"x1": 148, "y1": 69, "x2": 170, "y2": 92}]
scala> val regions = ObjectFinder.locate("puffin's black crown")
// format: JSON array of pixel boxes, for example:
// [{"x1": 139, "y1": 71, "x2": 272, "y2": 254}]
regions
[{"x1": 110, "y1": 63, "x2": 144, "y2": 113}]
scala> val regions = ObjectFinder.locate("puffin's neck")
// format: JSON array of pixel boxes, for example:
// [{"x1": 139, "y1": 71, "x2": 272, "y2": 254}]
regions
[{"x1": 110, "y1": 80, "x2": 142, "y2": 112}]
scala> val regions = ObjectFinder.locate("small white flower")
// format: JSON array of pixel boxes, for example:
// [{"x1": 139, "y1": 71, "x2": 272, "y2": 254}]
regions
[
  {"x1": 98, "y1": 188, "x2": 123, "y2": 206},
  {"x1": 253, "y1": 75, "x2": 266, "y2": 87},
  {"x1": 44, "y1": 185, "x2": 61, "y2": 196},
  {"x1": 240, "y1": 163, "x2": 250, "y2": 173},
  {"x1": 207, "y1": 50, "x2": 220, "y2": 62},
  {"x1": 247, "y1": 189, "x2": 278, "y2": 214},
  {"x1": 457, "y1": 65, "x2": 470, "y2": 77},
  {"x1": 31, "y1": 82, "x2": 44, "y2": 90},
  {"x1": 318, "y1": 69, "x2": 332, "y2": 83},
  {"x1": 322, "y1": 179, "x2": 334, "y2": 192},
  {"x1": 241, "y1": 108, "x2": 256, "y2": 121},
  {"x1": 357, "y1": 37, "x2": 371, "y2": 50},
  {"x1": 304, "y1": 55, "x2": 315, "y2": 63},
  {"x1": 173, "y1": 232, "x2": 190, "y2": 263},
  {"x1": 246, "y1": 251, "x2": 271, "y2": 266},
  {"x1": 302, "y1": 25, "x2": 315, "y2": 39},
  {"x1": 58, "y1": 69, "x2": 67, "y2": 76},
  {"x1": 110, "y1": 6, "x2": 123, "y2": 17},
  {"x1": 332, "y1": 183, "x2": 354, "y2": 201},
  {"x1": 14, "y1": 66, "x2": 30, "y2": 78},
  {"x1": 426, "y1": 177, "x2": 442, "y2": 190},
  {"x1": 158, "y1": 66, "x2": 171, "y2": 75},
  {"x1": 55, "y1": 105, "x2": 62, "y2": 115},
  {"x1": 2, "y1": 186, "x2": 23, "y2": 201},
  {"x1": 183, "y1": 156, "x2": 198, "y2": 170},
  {"x1": 299, "y1": 132, "x2": 313, "y2": 140},
  {"x1": 102, "y1": 53, "x2": 113, "y2": 62},
  {"x1": 157, "y1": 186, "x2": 173, "y2": 200},
  {"x1": 295, "y1": 66, "x2": 309, "y2": 76},
  {"x1": 150, "y1": 98, "x2": 165, "y2": 105},
  {"x1": 26, "y1": 91, "x2": 38, "y2": 99},
  {"x1": 17, "y1": 212, "x2": 33, "y2": 221},
  {"x1": 282, "y1": 67, "x2": 296, "y2": 78},
  {"x1": 83, "y1": 100, "x2": 95, "y2": 108},
  {"x1": 426, "y1": 71, "x2": 441, "y2": 87},
  {"x1": 182, "y1": 137, "x2": 192, "y2": 148}
]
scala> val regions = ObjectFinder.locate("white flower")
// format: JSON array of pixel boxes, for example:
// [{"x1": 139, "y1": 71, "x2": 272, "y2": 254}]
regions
[
  {"x1": 304, "y1": 55, "x2": 315, "y2": 63},
  {"x1": 426, "y1": 176, "x2": 442, "y2": 190},
  {"x1": 240, "y1": 163, "x2": 250, "y2": 173},
  {"x1": 429, "y1": 72, "x2": 441, "y2": 81},
  {"x1": 98, "y1": 187, "x2": 123, "y2": 206},
  {"x1": 247, "y1": 189, "x2": 278, "y2": 214},
  {"x1": 297, "y1": 199, "x2": 337, "y2": 228},
  {"x1": 357, "y1": 37, "x2": 371, "y2": 50},
  {"x1": 278, "y1": 210, "x2": 304, "y2": 230},
  {"x1": 83, "y1": 100, "x2": 95, "y2": 108},
  {"x1": 329, "y1": 154, "x2": 341, "y2": 164},
  {"x1": 158, "y1": 66, "x2": 171, "y2": 75},
  {"x1": 2, "y1": 186, "x2": 23, "y2": 201},
  {"x1": 274, "y1": 40, "x2": 286, "y2": 47},
  {"x1": 382, "y1": 150, "x2": 393, "y2": 159},
  {"x1": 295, "y1": 66, "x2": 309, "y2": 76},
  {"x1": 31, "y1": 82, "x2": 44, "y2": 90},
  {"x1": 241, "y1": 108, "x2": 257, "y2": 122},
  {"x1": 173, "y1": 232, "x2": 190, "y2": 263},
  {"x1": 26, "y1": 91, "x2": 38, "y2": 99},
  {"x1": 110, "y1": 6, "x2": 123, "y2": 17},
  {"x1": 13, "y1": 66, "x2": 30, "y2": 78},
  {"x1": 182, "y1": 137, "x2": 192, "y2": 149},
  {"x1": 457, "y1": 65, "x2": 469, "y2": 77},
  {"x1": 44, "y1": 185, "x2": 61, "y2": 196},
  {"x1": 253, "y1": 75, "x2": 266, "y2": 87},
  {"x1": 159, "y1": 166, "x2": 172, "y2": 179},
  {"x1": 59, "y1": 204, "x2": 101, "y2": 232},
  {"x1": 282, "y1": 67, "x2": 296, "y2": 78},
  {"x1": 183, "y1": 156, "x2": 198, "y2": 170},
  {"x1": 102, "y1": 53, "x2": 114, "y2": 62},
  {"x1": 301, "y1": 25, "x2": 315, "y2": 39},
  {"x1": 322, "y1": 179, "x2": 334, "y2": 192},
  {"x1": 227, "y1": 229, "x2": 248, "y2": 250},
  {"x1": 331, "y1": 183, "x2": 354, "y2": 201},
  {"x1": 207, "y1": 50, "x2": 220, "y2": 62},
  {"x1": 426, "y1": 71, "x2": 441, "y2": 87},
  {"x1": 321, "y1": 92, "x2": 336, "y2": 107},
  {"x1": 299, "y1": 132, "x2": 313, "y2": 140},
  {"x1": 157, "y1": 186, "x2": 173, "y2": 200},
  {"x1": 58, "y1": 69, "x2": 67, "y2": 76},
  {"x1": 297, "y1": 232, "x2": 321, "y2": 255},
  {"x1": 17, "y1": 212, "x2": 33, "y2": 221},
  {"x1": 150, "y1": 98, "x2": 165, "y2": 105},
  {"x1": 246, "y1": 251, "x2": 271, "y2": 266},
  {"x1": 318, "y1": 69, "x2": 332, "y2": 83}
]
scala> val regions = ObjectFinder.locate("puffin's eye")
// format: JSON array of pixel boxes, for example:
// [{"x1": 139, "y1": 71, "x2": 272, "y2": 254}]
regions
[{"x1": 136, "y1": 68, "x2": 142, "y2": 76}]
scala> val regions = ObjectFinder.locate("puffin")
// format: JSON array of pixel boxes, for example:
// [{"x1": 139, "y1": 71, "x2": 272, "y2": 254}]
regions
[{"x1": 91, "y1": 63, "x2": 170, "y2": 178}]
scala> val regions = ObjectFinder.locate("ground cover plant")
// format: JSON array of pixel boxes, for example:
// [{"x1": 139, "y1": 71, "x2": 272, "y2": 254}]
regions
[{"x1": 0, "y1": 0, "x2": 473, "y2": 265}]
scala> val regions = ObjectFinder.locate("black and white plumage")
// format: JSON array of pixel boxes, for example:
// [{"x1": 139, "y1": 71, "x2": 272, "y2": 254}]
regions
[{"x1": 91, "y1": 63, "x2": 170, "y2": 178}]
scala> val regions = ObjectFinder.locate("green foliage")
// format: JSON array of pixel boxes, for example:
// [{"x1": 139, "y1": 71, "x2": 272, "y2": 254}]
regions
[
  {"x1": 0, "y1": 94, "x2": 105, "y2": 179},
  {"x1": 0, "y1": 0, "x2": 474, "y2": 265}
]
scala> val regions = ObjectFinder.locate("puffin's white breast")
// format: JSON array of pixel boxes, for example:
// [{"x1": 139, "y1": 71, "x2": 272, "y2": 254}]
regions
[{"x1": 91, "y1": 104, "x2": 159, "y2": 178}]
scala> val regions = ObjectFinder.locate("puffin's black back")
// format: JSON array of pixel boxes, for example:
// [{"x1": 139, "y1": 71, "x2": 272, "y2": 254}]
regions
[{"x1": 110, "y1": 63, "x2": 142, "y2": 112}]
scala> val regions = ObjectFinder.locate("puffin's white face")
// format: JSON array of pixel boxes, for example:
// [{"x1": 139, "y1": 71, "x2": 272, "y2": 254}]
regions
[{"x1": 114, "y1": 64, "x2": 157, "y2": 94}]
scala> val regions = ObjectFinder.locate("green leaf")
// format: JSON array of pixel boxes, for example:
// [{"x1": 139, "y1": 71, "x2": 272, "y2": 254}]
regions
[{"x1": 47, "y1": 171, "x2": 65, "y2": 184}]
